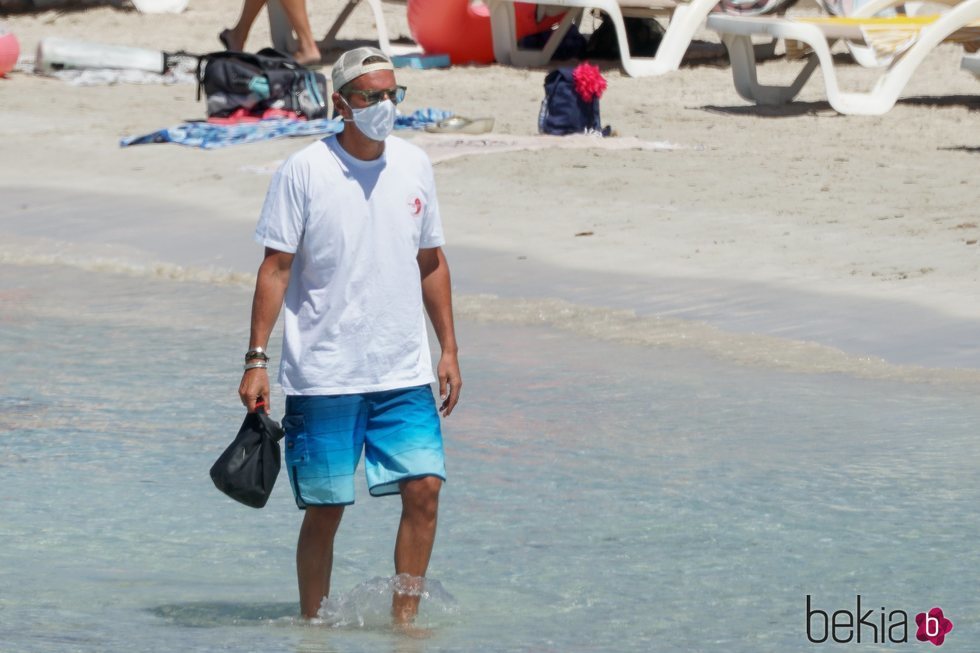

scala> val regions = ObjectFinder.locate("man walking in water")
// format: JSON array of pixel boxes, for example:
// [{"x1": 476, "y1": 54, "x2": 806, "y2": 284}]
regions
[{"x1": 238, "y1": 46, "x2": 461, "y2": 624}]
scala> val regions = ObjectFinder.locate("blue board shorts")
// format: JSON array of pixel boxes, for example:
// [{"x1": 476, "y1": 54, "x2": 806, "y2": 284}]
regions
[{"x1": 282, "y1": 384, "x2": 446, "y2": 508}]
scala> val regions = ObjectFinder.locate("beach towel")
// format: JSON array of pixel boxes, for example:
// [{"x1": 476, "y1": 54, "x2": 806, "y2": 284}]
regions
[
  {"x1": 120, "y1": 108, "x2": 453, "y2": 149},
  {"x1": 411, "y1": 133, "x2": 684, "y2": 164}
]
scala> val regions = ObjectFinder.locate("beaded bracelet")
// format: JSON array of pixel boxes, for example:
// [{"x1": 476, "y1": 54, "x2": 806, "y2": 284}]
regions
[{"x1": 245, "y1": 347, "x2": 270, "y2": 362}]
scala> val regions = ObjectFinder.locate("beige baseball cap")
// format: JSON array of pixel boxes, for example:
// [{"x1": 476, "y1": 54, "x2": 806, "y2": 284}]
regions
[{"x1": 331, "y1": 46, "x2": 394, "y2": 92}]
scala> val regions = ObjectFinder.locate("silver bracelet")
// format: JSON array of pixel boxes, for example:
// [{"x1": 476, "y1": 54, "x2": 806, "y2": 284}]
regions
[{"x1": 244, "y1": 361, "x2": 269, "y2": 371}]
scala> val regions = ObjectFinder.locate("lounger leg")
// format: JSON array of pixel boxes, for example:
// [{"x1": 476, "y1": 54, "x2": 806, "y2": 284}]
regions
[
  {"x1": 322, "y1": 0, "x2": 360, "y2": 48},
  {"x1": 822, "y1": 0, "x2": 980, "y2": 114},
  {"x1": 963, "y1": 52, "x2": 980, "y2": 77},
  {"x1": 590, "y1": 4, "x2": 640, "y2": 75},
  {"x1": 721, "y1": 33, "x2": 821, "y2": 104},
  {"x1": 364, "y1": 0, "x2": 392, "y2": 54},
  {"x1": 318, "y1": 0, "x2": 392, "y2": 55},
  {"x1": 268, "y1": 0, "x2": 299, "y2": 54},
  {"x1": 538, "y1": 9, "x2": 584, "y2": 62},
  {"x1": 488, "y1": 0, "x2": 519, "y2": 65},
  {"x1": 639, "y1": 0, "x2": 717, "y2": 75},
  {"x1": 586, "y1": 0, "x2": 726, "y2": 77},
  {"x1": 507, "y1": 7, "x2": 582, "y2": 66},
  {"x1": 710, "y1": 11, "x2": 980, "y2": 115}
]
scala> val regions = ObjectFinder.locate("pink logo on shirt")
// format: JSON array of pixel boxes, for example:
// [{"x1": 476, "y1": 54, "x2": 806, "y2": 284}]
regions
[{"x1": 407, "y1": 195, "x2": 423, "y2": 217}]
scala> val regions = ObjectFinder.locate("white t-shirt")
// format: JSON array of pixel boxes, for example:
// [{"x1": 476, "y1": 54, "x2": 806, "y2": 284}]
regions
[{"x1": 254, "y1": 135, "x2": 445, "y2": 395}]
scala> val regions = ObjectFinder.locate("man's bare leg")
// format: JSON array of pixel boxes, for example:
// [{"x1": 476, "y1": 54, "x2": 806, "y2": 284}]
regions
[
  {"x1": 392, "y1": 476, "x2": 442, "y2": 625},
  {"x1": 222, "y1": 0, "x2": 319, "y2": 64},
  {"x1": 296, "y1": 505, "x2": 344, "y2": 618},
  {"x1": 222, "y1": 0, "x2": 266, "y2": 51},
  {"x1": 277, "y1": 0, "x2": 322, "y2": 65}
]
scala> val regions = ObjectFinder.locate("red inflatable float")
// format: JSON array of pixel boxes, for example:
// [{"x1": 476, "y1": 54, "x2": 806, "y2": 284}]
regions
[
  {"x1": 407, "y1": 0, "x2": 561, "y2": 65},
  {"x1": 0, "y1": 28, "x2": 19, "y2": 77}
]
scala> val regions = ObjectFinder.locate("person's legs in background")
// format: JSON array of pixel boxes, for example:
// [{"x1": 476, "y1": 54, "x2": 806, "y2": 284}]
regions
[{"x1": 220, "y1": 0, "x2": 321, "y2": 65}]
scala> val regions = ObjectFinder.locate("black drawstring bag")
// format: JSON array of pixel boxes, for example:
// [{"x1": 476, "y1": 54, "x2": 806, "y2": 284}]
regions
[
  {"x1": 538, "y1": 67, "x2": 611, "y2": 136},
  {"x1": 210, "y1": 403, "x2": 285, "y2": 508}
]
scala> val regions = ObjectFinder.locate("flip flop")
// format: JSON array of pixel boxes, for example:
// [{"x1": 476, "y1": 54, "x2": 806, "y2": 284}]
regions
[
  {"x1": 218, "y1": 28, "x2": 235, "y2": 51},
  {"x1": 424, "y1": 116, "x2": 495, "y2": 135}
]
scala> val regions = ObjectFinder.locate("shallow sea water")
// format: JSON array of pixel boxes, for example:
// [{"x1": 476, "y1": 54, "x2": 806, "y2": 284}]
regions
[{"x1": 2, "y1": 264, "x2": 979, "y2": 652}]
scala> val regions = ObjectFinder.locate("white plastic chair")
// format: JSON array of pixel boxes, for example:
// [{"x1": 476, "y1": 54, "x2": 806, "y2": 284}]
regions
[
  {"x1": 706, "y1": 0, "x2": 980, "y2": 114},
  {"x1": 485, "y1": 0, "x2": 724, "y2": 76}
]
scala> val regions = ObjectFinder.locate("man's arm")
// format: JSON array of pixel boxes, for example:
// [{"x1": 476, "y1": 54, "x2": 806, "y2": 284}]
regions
[
  {"x1": 239, "y1": 247, "x2": 294, "y2": 413},
  {"x1": 417, "y1": 246, "x2": 461, "y2": 416}
]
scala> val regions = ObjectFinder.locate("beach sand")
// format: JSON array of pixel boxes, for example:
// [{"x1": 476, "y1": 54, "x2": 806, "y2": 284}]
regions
[{"x1": 2, "y1": 0, "x2": 979, "y2": 362}]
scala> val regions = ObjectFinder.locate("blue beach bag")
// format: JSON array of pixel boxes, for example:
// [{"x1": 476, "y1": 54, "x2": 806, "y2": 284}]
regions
[{"x1": 538, "y1": 67, "x2": 609, "y2": 136}]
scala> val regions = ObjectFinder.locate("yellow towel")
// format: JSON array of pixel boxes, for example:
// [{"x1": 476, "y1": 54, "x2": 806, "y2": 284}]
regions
[{"x1": 785, "y1": 14, "x2": 980, "y2": 59}]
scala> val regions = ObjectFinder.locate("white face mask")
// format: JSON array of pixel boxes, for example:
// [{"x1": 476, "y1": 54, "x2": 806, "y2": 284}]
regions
[{"x1": 344, "y1": 98, "x2": 397, "y2": 142}]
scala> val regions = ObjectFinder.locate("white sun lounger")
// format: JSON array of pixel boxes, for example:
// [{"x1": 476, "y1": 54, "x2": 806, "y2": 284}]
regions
[
  {"x1": 485, "y1": 0, "x2": 723, "y2": 77},
  {"x1": 267, "y1": 0, "x2": 401, "y2": 56},
  {"x1": 706, "y1": 0, "x2": 980, "y2": 114},
  {"x1": 816, "y1": 0, "x2": 963, "y2": 67}
]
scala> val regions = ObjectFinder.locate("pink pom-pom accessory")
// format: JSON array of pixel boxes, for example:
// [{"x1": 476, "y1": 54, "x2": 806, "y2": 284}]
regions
[{"x1": 572, "y1": 62, "x2": 607, "y2": 102}]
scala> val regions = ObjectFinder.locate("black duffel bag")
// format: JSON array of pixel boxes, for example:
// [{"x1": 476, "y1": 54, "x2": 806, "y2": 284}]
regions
[
  {"x1": 196, "y1": 48, "x2": 328, "y2": 119},
  {"x1": 210, "y1": 403, "x2": 285, "y2": 509}
]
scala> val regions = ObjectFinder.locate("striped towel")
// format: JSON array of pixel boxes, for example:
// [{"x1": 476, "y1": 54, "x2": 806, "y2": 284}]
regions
[{"x1": 120, "y1": 108, "x2": 454, "y2": 149}]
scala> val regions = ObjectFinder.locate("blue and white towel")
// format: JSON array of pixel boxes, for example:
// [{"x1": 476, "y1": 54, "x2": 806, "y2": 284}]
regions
[{"x1": 120, "y1": 108, "x2": 454, "y2": 149}]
